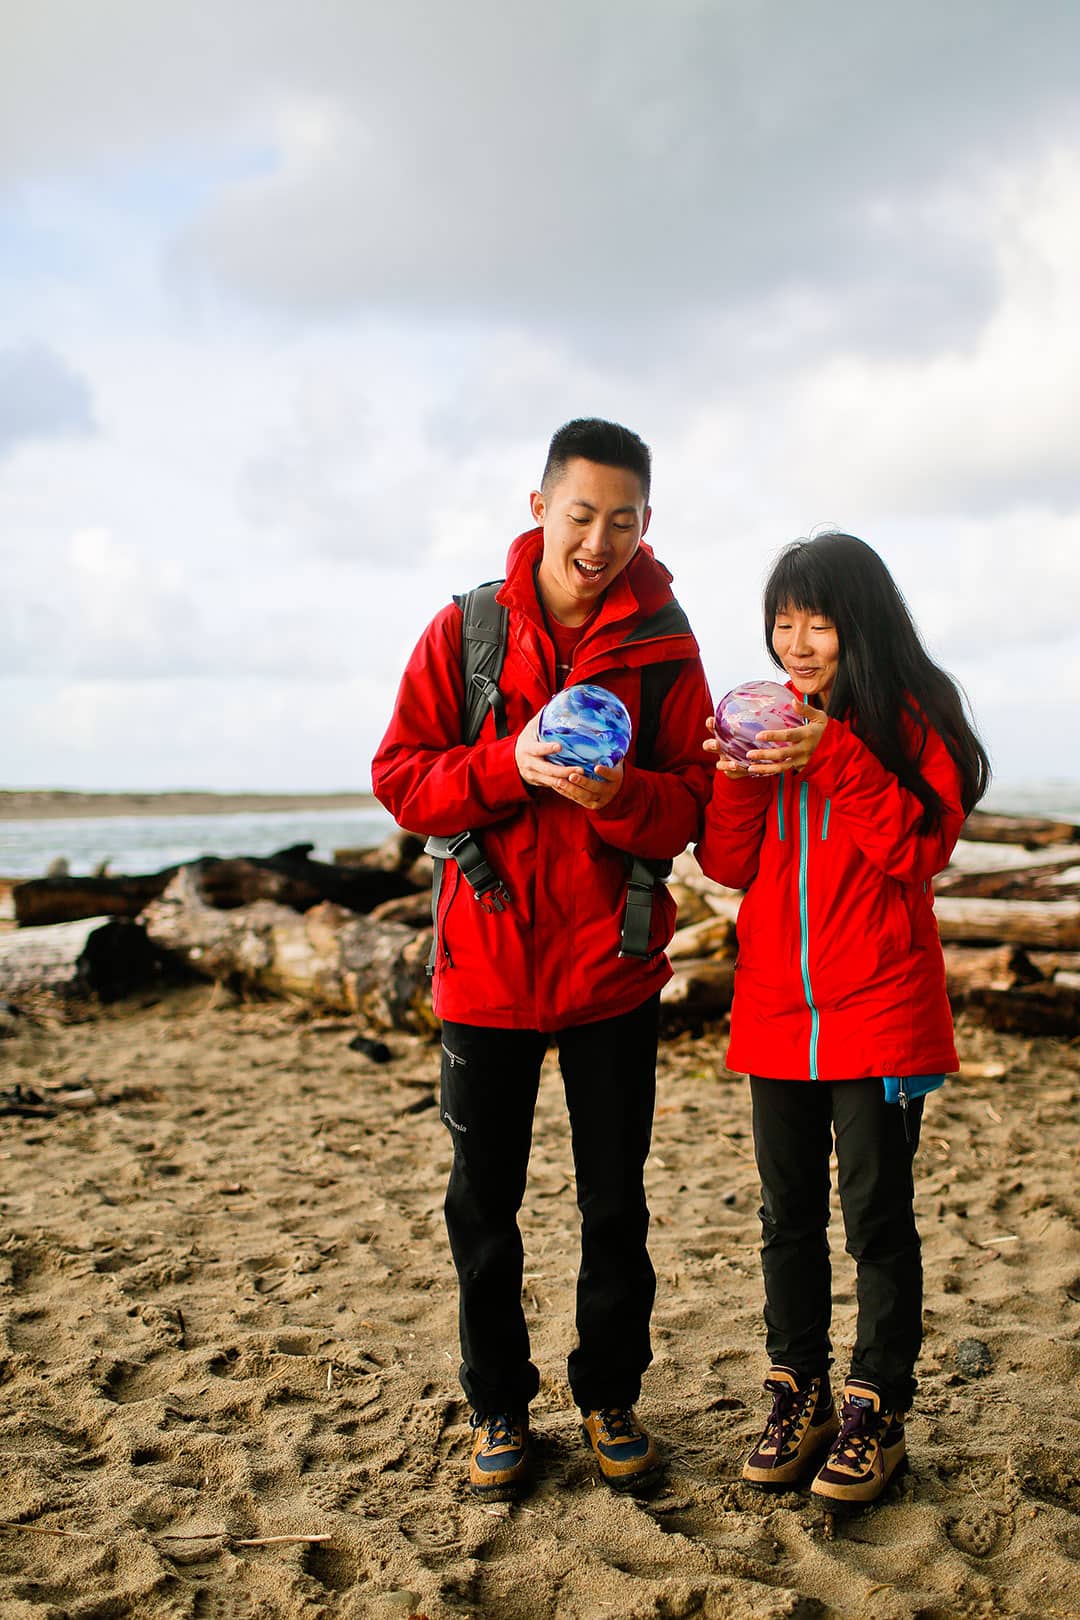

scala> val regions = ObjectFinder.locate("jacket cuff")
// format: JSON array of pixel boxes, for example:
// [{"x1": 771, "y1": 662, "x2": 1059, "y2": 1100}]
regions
[
  {"x1": 485, "y1": 733, "x2": 533, "y2": 808},
  {"x1": 711, "y1": 769, "x2": 773, "y2": 806},
  {"x1": 589, "y1": 762, "x2": 644, "y2": 826}
]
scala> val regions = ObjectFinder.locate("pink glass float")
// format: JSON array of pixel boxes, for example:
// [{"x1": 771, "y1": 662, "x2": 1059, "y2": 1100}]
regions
[{"x1": 715, "y1": 680, "x2": 802, "y2": 763}]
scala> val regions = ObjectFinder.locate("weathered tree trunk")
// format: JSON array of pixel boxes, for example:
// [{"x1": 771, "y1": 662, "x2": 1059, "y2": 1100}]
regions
[
  {"x1": 934, "y1": 857, "x2": 1080, "y2": 901},
  {"x1": 661, "y1": 957, "x2": 736, "y2": 1016},
  {"x1": 0, "y1": 917, "x2": 162, "y2": 1012},
  {"x1": 141, "y1": 868, "x2": 434, "y2": 1032},
  {"x1": 180, "y1": 848, "x2": 421, "y2": 914},
  {"x1": 12, "y1": 845, "x2": 423, "y2": 930},
  {"x1": 334, "y1": 829, "x2": 427, "y2": 875},
  {"x1": 957, "y1": 980, "x2": 1080, "y2": 1036},
  {"x1": 960, "y1": 810, "x2": 1080, "y2": 848},
  {"x1": 934, "y1": 897, "x2": 1080, "y2": 949},
  {"x1": 13, "y1": 870, "x2": 178, "y2": 927},
  {"x1": 667, "y1": 915, "x2": 736, "y2": 961},
  {"x1": 942, "y1": 944, "x2": 1042, "y2": 995}
]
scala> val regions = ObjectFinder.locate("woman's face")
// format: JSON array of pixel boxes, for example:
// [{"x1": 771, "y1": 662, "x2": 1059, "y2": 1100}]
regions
[{"x1": 772, "y1": 603, "x2": 840, "y2": 706}]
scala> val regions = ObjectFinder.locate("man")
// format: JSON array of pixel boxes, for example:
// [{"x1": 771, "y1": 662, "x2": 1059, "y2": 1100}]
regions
[{"x1": 372, "y1": 418, "x2": 712, "y2": 1496}]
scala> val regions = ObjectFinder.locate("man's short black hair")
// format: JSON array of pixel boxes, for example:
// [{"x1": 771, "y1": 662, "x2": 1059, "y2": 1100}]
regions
[{"x1": 541, "y1": 418, "x2": 651, "y2": 504}]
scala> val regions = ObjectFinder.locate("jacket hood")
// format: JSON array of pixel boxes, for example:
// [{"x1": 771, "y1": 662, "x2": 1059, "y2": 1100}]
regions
[{"x1": 497, "y1": 527, "x2": 699, "y2": 673}]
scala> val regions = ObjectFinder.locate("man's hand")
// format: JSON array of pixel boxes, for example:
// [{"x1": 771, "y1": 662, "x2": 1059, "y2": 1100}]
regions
[
  {"x1": 562, "y1": 760, "x2": 624, "y2": 810},
  {"x1": 515, "y1": 714, "x2": 625, "y2": 809}
]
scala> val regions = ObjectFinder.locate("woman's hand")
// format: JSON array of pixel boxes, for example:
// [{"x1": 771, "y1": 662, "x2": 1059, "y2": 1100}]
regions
[
  {"x1": 745, "y1": 702, "x2": 828, "y2": 774},
  {"x1": 703, "y1": 714, "x2": 752, "y2": 777}
]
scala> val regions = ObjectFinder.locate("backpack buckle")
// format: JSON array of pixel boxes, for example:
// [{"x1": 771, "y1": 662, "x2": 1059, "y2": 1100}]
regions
[{"x1": 477, "y1": 883, "x2": 510, "y2": 914}]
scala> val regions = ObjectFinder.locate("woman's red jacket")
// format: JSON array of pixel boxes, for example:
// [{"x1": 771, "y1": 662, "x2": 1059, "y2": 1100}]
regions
[{"x1": 695, "y1": 704, "x2": 965, "y2": 1080}]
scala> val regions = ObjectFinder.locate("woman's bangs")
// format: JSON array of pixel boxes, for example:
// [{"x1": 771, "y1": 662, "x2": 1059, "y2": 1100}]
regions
[{"x1": 766, "y1": 547, "x2": 834, "y2": 623}]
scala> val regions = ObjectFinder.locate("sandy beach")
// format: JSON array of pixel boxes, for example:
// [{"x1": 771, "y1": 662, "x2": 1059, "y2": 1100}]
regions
[{"x1": 1, "y1": 990, "x2": 1078, "y2": 1619}]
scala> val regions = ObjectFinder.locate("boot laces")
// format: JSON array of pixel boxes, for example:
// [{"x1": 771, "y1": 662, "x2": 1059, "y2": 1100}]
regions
[
  {"x1": 598, "y1": 1407, "x2": 639, "y2": 1441},
  {"x1": 833, "y1": 1400, "x2": 879, "y2": 1468},
  {"x1": 471, "y1": 1412, "x2": 520, "y2": 1448},
  {"x1": 762, "y1": 1382, "x2": 809, "y2": 1456}
]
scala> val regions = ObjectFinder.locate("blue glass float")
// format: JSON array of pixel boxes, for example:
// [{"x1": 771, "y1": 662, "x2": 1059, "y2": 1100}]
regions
[
  {"x1": 538, "y1": 683, "x2": 633, "y2": 777},
  {"x1": 715, "y1": 680, "x2": 802, "y2": 762}
]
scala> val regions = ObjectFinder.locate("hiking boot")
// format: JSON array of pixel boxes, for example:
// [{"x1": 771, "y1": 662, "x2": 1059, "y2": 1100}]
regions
[
  {"x1": 741, "y1": 1366, "x2": 840, "y2": 1489},
  {"x1": 810, "y1": 1378, "x2": 907, "y2": 1507},
  {"x1": 468, "y1": 1410, "x2": 530, "y2": 1497},
  {"x1": 580, "y1": 1407, "x2": 660, "y2": 1489}
]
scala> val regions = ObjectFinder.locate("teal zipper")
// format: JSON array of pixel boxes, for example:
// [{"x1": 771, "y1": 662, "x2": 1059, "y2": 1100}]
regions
[
  {"x1": 776, "y1": 780, "x2": 786, "y2": 841},
  {"x1": 798, "y1": 781, "x2": 820, "y2": 1079},
  {"x1": 821, "y1": 798, "x2": 831, "y2": 841}
]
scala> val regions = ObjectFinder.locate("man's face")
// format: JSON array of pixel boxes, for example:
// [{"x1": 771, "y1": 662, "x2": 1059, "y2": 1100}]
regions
[{"x1": 531, "y1": 457, "x2": 651, "y2": 626}]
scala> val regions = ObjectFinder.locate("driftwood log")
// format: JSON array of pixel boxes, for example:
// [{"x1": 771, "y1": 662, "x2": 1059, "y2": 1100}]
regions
[
  {"x1": 934, "y1": 857, "x2": 1080, "y2": 901},
  {"x1": 141, "y1": 867, "x2": 434, "y2": 1033},
  {"x1": 0, "y1": 916, "x2": 163, "y2": 1012},
  {"x1": 934, "y1": 897, "x2": 1080, "y2": 950},
  {"x1": 12, "y1": 870, "x2": 179, "y2": 928},
  {"x1": 12, "y1": 845, "x2": 422, "y2": 929},
  {"x1": 960, "y1": 810, "x2": 1080, "y2": 848},
  {"x1": 334, "y1": 829, "x2": 428, "y2": 875},
  {"x1": 661, "y1": 957, "x2": 735, "y2": 1017}
]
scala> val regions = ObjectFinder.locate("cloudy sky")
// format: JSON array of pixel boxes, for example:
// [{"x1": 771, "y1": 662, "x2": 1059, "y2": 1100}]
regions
[{"x1": 2, "y1": 1, "x2": 1078, "y2": 792}]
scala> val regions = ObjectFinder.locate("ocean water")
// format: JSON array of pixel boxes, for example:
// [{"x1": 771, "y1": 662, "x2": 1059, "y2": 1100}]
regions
[
  {"x1": 0, "y1": 806, "x2": 396, "y2": 880},
  {"x1": 980, "y1": 781, "x2": 1080, "y2": 824},
  {"x1": 0, "y1": 781, "x2": 1076, "y2": 881}
]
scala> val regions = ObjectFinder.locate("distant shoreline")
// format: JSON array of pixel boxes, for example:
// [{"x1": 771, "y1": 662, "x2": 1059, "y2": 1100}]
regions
[{"x1": 0, "y1": 790, "x2": 380, "y2": 823}]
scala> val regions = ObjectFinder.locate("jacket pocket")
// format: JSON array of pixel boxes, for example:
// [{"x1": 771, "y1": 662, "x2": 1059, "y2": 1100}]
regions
[{"x1": 434, "y1": 863, "x2": 462, "y2": 970}]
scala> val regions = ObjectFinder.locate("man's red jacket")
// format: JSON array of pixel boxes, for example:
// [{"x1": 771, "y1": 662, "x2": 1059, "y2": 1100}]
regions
[
  {"x1": 371, "y1": 527, "x2": 713, "y2": 1030},
  {"x1": 695, "y1": 703, "x2": 964, "y2": 1080}
]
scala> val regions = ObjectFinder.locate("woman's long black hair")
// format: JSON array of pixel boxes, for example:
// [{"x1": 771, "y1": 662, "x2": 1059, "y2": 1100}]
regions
[{"x1": 764, "y1": 533, "x2": 991, "y2": 827}]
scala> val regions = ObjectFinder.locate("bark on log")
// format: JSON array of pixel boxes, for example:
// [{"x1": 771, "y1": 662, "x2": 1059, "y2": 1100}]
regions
[
  {"x1": 667, "y1": 916, "x2": 736, "y2": 961},
  {"x1": 13, "y1": 870, "x2": 178, "y2": 927},
  {"x1": 669, "y1": 881, "x2": 715, "y2": 928},
  {"x1": 12, "y1": 845, "x2": 422, "y2": 930},
  {"x1": 960, "y1": 810, "x2": 1080, "y2": 848},
  {"x1": 660, "y1": 957, "x2": 735, "y2": 1015},
  {"x1": 1028, "y1": 950, "x2": 1080, "y2": 979},
  {"x1": 942, "y1": 945, "x2": 1043, "y2": 995},
  {"x1": 333, "y1": 830, "x2": 426, "y2": 874},
  {"x1": 934, "y1": 857, "x2": 1080, "y2": 901},
  {"x1": 369, "y1": 890, "x2": 436, "y2": 929},
  {"x1": 934, "y1": 897, "x2": 1080, "y2": 949},
  {"x1": 165, "y1": 847, "x2": 421, "y2": 915},
  {"x1": 141, "y1": 868, "x2": 434, "y2": 1032},
  {"x1": 0, "y1": 916, "x2": 162, "y2": 1013},
  {"x1": 957, "y1": 981, "x2": 1080, "y2": 1036}
]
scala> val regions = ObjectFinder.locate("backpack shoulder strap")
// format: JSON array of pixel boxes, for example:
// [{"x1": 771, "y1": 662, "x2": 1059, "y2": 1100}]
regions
[
  {"x1": 453, "y1": 580, "x2": 509, "y2": 743},
  {"x1": 636, "y1": 657, "x2": 683, "y2": 770},
  {"x1": 424, "y1": 580, "x2": 510, "y2": 972},
  {"x1": 617, "y1": 650, "x2": 686, "y2": 958}
]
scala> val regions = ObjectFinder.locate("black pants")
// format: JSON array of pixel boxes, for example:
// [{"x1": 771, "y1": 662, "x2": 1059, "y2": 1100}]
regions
[
  {"x1": 749, "y1": 1075, "x2": 925, "y2": 1412},
  {"x1": 439, "y1": 994, "x2": 659, "y2": 1416}
]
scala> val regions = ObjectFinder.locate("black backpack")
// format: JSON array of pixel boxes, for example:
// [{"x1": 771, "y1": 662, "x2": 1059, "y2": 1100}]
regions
[{"x1": 425, "y1": 580, "x2": 685, "y2": 966}]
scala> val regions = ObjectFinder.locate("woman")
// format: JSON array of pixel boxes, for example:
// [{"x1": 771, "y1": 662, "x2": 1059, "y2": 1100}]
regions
[{"x1": 696, "y1": 532, "x2": 990, "y2": 1507}]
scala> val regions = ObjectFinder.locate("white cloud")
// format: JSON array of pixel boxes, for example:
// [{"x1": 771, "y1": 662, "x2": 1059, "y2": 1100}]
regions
[{"x1": 0, "y1": 342, "x2": 95, "y2": 458}]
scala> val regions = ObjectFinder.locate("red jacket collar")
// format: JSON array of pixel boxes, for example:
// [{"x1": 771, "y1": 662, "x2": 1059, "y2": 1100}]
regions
[{"x1": 497, "y1": 527, "x2": 676, "y2": 632}]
